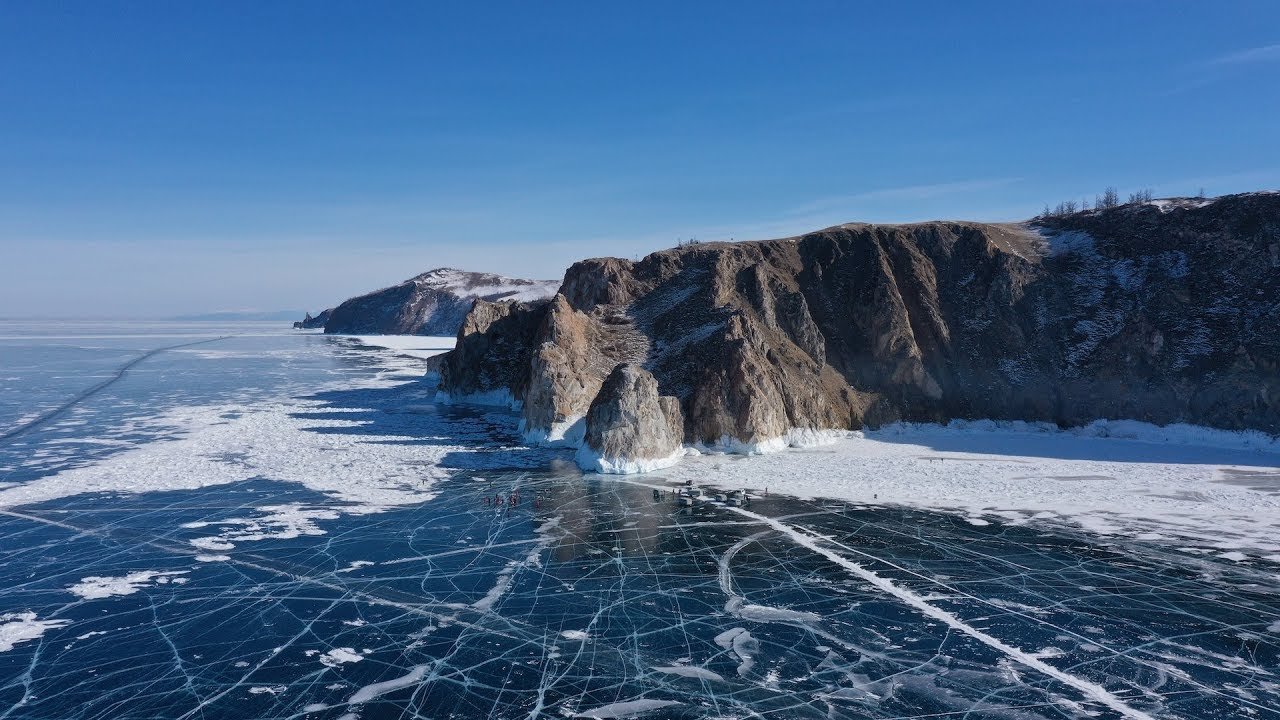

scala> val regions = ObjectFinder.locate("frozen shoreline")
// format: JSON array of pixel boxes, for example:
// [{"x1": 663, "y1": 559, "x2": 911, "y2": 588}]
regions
[
  {"x1": 659, "y1": 419, "x2": 1280, "y2": 561},
  {"x1": 336, "y1": 334, "x2": 455, "y2": 361}
]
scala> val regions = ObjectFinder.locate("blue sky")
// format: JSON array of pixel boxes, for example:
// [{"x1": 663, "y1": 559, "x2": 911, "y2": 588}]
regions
[{"x1": 2, "y1": 2, "x2": 1278, "y2": 317}]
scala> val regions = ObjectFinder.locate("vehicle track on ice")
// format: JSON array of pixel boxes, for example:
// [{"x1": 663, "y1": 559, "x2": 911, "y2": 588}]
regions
[{"x1": 0, "y1": 335, "x2": 231, "y2": 444}]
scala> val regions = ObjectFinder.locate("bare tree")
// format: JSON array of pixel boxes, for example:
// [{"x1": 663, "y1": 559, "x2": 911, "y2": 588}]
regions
[
  {"x1": 1197, "y1": 187, "x2": 1206, "y2": 199},
  {"x1": 1064, "y1": 199, "x2": 1078, "y2": 214},
  {"x1": 1097, "y1": 186, "x2": 1119, "y2": 208},
  {"x1": 1128, "y1": 188, "x2": 1153, "y2": 203}
]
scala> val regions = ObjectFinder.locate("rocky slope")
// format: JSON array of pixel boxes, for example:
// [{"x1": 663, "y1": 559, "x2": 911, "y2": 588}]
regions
[
  {"x1": 292, "y1": 308, "x2": 332, "y2": 329},
  {"x1": 436, "y1": 191, "x2": 1280, "y2": 472},
  {"x1": 321, "y1": 268, "x2": 559, "y2": 335}
]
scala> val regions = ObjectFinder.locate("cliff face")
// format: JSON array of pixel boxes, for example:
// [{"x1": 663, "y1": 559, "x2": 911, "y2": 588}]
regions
[
  {"x1": 437, "y1": 192, "x2": 1280, "y2": 470},
  {"x1": 322, "y1": 268, "x2": 559, "y2": 336}
]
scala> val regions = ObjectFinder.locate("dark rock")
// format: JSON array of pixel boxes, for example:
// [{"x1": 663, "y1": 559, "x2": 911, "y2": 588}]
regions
[
  {"x1": 294, "y1": 308, "x2": 332, "y2": 330},
  {"x1": 322, "y1": 268, "x2": 558, "y2": 336}
]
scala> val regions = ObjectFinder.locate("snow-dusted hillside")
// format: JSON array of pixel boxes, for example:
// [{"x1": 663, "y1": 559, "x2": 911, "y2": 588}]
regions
[{"x1": 321, "y1": 268, "x2": 559, "y2": 336}]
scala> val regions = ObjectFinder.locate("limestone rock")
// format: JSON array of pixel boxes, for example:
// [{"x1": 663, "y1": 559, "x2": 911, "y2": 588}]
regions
[{"x1": 576, "y1": 364, "x2": 685, "y2": 474}]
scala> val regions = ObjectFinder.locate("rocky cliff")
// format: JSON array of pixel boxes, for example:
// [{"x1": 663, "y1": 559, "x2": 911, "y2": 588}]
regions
[
  {"x1": 436, "y1": 191, "x2": 1280, "y2": 472},
  {"x1": 293, "y1": 308, "x2": 332, "y2": 329},
  {"x1": 322, "y1": 268, "x2": 559, "y2": 335}
]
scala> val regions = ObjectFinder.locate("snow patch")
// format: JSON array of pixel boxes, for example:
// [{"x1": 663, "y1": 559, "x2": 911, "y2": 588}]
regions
[
  {"x1": 347, "y1": 665, "x2": 429, "y2": 704},
  {"x1": 573, "y1": 699, "x2": 682, "y2": 718},
  {"x1": 67, "y1": 571, "x2": 189, "y2": 600},
  {"x1": 713, "y1": 627, "x2": 758, "y2": 676},
  {"x1": 651, "y1": 665, "x2": 724, "y2": 682},
  {"x1": 659, "y1": 419, "x2": 1280, "y2": 557},
  {"x1": 0, "y1": 612, "x2": 70, "y2": 652},
  {"x1": 186, "y1": 504, "x2": 339, "y2": 552},
  {"x1": 319, "y1": 648, "x2": 364, "y2": 667}
]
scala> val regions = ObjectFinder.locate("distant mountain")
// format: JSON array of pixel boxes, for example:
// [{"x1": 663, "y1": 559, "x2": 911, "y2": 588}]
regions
[
  {"x1": 320, "y1": 268, "x2": 560, "y2": 335},
  {"x1": 437, "y1": 191, "x2": 1280, "y2": 473},
  {"x1": 172, "y1": 310, "x2": 305, "y2": 321}
]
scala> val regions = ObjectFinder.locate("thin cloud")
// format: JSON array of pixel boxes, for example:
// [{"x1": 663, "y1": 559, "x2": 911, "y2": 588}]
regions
[{"x1": 1206, "y1": 43, "x2": 1280, "y2": 66}]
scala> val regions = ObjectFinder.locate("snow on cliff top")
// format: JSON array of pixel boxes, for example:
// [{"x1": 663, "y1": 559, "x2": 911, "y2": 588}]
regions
[{"x1": 407, "y1": 268, "x2": 560, "y2": 303}]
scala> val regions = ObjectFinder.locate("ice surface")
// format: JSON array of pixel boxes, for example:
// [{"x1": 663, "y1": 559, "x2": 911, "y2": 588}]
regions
[{"x1": 2, "y1": 323, "x2": 1277, "y2": 719}]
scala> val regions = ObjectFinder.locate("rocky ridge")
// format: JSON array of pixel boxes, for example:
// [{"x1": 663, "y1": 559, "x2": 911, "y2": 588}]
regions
[
  {"x1": 320, "y1": 268, "x2": 559, "y2": 336},
  {"x1": 436, "y1": 191, "x2": 1280, "y2": 473}
]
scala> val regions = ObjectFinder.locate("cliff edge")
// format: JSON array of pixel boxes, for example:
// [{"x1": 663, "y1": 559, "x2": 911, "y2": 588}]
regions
[{"x1": 437, "y1": 192, "x2": 1280, "y2": 472}]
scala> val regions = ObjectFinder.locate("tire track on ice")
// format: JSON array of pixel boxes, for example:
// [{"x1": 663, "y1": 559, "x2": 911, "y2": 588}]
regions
[{"x1": 1, "y1": 335, "x2": 232, "y2": 444}]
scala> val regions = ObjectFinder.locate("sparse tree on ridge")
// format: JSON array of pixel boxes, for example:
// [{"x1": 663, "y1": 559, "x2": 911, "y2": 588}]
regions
[{"x1": 1097, "y1": 186, "x2": 1119, "y2": 208}]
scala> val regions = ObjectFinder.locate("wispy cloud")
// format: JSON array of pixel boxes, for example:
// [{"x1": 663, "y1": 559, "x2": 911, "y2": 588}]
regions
[{"x1": 1206, "y1": 43, "x2": 1280, "y2": 66}]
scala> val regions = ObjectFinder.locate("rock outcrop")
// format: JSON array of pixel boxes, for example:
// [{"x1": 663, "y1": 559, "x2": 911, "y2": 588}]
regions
[
  {"x1": 292, "y1": 308, "x2": 332, "y2": 330},
  {"x1": 321, "y1": 268, "x2": 559, "y2": 336},
  {"x1": 575, "y1": 364, "x2": 685, "y2": 474},
  {"x1": 436, "y1": 191, "x2": 1280, "y2": 472}
]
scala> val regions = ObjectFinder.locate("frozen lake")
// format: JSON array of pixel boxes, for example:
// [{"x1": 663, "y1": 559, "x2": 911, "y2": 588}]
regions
[{"x1": 1, "y1": 322, "x2": 1278, "y2": 719}]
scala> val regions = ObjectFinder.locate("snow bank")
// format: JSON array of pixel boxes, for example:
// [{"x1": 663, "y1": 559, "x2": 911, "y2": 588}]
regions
[
  {"x1": 697, "y1": 427, "x2": 851, "y2": 456},
  {"x1": 575, "y1": 445, "x2": 686, "y2": 475},
  {"x1": 658, "y1": 419, "x2": 1280, "y2": 557},
  {"x1": 521, "y1": 415, "x2": 585, "y2": 447}
]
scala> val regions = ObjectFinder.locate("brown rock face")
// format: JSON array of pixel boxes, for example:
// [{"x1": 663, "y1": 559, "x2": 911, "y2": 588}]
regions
[
  {"x1": 438, "y1": 299, "x2": 550, "y2": 404},
  {"x1": 576, "y1": 364, "x2": 684, "y2": 473},
  {"x1": 436, "y1": 191, "x2": 1280, "y2": 468}
]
